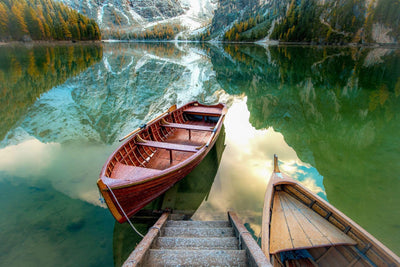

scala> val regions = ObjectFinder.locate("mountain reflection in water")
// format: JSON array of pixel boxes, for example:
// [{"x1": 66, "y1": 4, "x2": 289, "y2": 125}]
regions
[
  {"x1": 0, "y1": 42, "x2": 398, "y2": 266},
  {"x1": 212, "y1": 45, "x2": 400, "y2": 253}
]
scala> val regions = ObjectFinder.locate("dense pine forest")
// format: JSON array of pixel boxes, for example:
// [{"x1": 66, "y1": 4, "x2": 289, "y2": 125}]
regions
[
  {"x1": 103, "y1": 23, "x2": 185, "y2": 41},
  {"x1": 0, "y1": 0, "x2": 101, "y2": 42}
]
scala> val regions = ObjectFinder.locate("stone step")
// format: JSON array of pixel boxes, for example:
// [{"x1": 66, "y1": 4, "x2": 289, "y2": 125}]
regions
[
  {"x1": 163, "y1": 227, "x2": 235, "y2": 237},
  {"x1": 165, "y1": 220, "x2": 231, "y2": 228},
  {"x1": 154, "y1": 237, "x2": 238, "y2": 249},
  {"x1": 146, "y1": 249, "x2": 247, "y2": 266}
]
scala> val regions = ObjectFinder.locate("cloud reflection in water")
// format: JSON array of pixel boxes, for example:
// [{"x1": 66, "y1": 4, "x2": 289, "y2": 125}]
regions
[
  {"x1": 192, "y1": 97, "x2": 326, "y2": 236},
  {"x1": 0, "y1": 135, "x2": 114, "y2": 207},
  {"x1": 0, "y1": 138, "x2": 60, "y2": 177}
]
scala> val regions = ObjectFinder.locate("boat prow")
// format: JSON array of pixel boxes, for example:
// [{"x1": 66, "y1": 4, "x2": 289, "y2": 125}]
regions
[{"x1": 262, "y1": 155, "x2": 400, "y2": 266}]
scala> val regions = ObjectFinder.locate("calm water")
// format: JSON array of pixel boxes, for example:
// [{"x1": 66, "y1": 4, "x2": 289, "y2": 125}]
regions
[{"x1": 0, "y1": 42, "x2": 399, "y2": 266}]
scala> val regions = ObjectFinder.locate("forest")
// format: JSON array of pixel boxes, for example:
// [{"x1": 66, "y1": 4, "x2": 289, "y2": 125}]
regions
[
  {"x1": 0, "y1": 0, "x2": 101, "y2": 41},
  {"x1": 202, "y1": 0, "x2": 399, "y2": 44},
  {"x1": 103, "y1": 23, "x2": 185, "y2": 41}
]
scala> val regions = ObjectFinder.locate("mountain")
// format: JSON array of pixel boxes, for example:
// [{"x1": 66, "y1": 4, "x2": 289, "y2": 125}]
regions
[
  {"x1": 53, "y1": 0, "x2": 399, "y2": 43},
  {"x1": 55, "y1": 0, "x2": 217, "y2": 39},
  {"x1": 203, "y1": 0, "x2": 399, "y2": 44}
]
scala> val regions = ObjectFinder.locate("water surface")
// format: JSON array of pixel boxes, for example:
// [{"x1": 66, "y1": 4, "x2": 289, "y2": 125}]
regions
[{"x1": 0, "y1": 42, "x2": 399, "y2": 266}]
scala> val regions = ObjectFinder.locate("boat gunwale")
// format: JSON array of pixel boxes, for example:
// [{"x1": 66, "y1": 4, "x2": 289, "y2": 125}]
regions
[{"x1": 262, "y1": 164, "x2": 400, "y2": 265}]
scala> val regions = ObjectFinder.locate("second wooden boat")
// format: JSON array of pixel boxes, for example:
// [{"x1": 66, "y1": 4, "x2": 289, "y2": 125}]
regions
[
  {"x1": 97, "y1": 101, "x2": 226, "y2": 223},
  {"x1": 262, "y1": 155, "x2": 400, "y2": 266}
]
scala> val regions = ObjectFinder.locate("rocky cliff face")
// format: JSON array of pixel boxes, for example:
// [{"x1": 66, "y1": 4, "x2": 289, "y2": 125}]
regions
[
  {"x1": 60, "y1": 0, "x2": 185, "y2": 26},
  {"x1": 56, "y1": 0, "x2": 217, "y2": 38},
  {"x1": 55, "y1": 0, "x2": 398, "y2": 44},
  {"x1": 207, "y1": 0, "x2": 399, "y2": 44}
]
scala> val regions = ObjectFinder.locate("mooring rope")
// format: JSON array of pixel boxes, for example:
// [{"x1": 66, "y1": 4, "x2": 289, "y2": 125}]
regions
[{"x1": 105, "y1": 184, "x2": 144, "y2": 238}]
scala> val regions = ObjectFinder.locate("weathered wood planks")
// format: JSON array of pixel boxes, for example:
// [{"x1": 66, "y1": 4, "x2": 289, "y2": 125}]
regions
[
  {"x1": 263, "y1": 155, "x2": 400, "y2": 266},
  {"x1": 270, "y1": 191, "x2": 356, "y2": 254}
]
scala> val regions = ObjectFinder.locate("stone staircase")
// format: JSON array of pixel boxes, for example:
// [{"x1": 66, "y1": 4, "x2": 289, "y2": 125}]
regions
[
  {"x1": 146, "y1": 220, "x2": 246, "y2": 266},
  {"x1": 122, "y1": 212, "x2": 271, "y2": 267}
]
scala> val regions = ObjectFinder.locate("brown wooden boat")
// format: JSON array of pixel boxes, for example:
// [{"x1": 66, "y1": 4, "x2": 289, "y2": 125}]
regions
[
  {"x1": 262, "y1": 155, "x2": 400, "y2": 267},
  {"x1": 97, "y1": 101, "x2": 227, "y2": 223}
]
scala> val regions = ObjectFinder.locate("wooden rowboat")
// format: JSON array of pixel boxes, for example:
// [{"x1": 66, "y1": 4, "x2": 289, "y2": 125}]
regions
[
  {"x1": 262, "y1": 155, "x2": 400, "y2": 266},
  {"x1": 97, "y1": 101, "x2": 227, "y2": 223}
]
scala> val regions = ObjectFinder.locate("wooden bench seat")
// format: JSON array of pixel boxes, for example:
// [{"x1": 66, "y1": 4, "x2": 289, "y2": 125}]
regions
[
  {"x1": 136, "y1": 140, "x2": 200, "y2": 153},
  {"x1": 161, "y1": 122, "x2": 214, "y2": 132},
  {"x1": 136, "y1": 140, "x2": 201, "y2": 164},
  {"x1": 183, "y1": 106, "x2": 222, "y2": 116},
  {"x1": 111, "y1": 162, "x2": 162, "y2": 180}
]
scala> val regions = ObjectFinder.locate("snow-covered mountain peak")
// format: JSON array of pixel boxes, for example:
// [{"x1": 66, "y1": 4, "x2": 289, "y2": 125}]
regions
[{"x1": 56, "y1": 0, "x2": 217, "y2": 34}]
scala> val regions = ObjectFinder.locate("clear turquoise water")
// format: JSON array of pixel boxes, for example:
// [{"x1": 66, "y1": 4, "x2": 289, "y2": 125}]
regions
[{"x1": 0, "y1": 43, "x2": 399, "y2": 266}]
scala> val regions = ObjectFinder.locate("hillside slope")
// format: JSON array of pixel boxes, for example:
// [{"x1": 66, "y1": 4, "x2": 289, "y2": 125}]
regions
[
  {"x1": 205, "y1": 0, "x2": 399, "y2": 44},
  {"x1": 0, "y1": 0, "x2": 100, "y2": 41},
  {"x1": 56, "y1": 0, "x2": 217, "y2": 39},
  {"x1": 54, "y1": 0, "x2": 399, "y2": 44}
]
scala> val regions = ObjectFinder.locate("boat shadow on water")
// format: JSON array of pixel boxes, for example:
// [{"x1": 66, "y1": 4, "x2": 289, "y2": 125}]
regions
[{"x1": 112, "y1": 128, "x2": 225, "y2": 266}]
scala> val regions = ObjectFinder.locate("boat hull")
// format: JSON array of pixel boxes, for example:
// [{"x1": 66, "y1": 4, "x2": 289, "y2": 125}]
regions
[
  {"x1": 262, "y1": 155, "x2": 400, "y2": 266},
  {"x1": 98, "y1": 101, "x2": 226, "y2": 223},
  {"x1": 98, "y1": 146, "x2": 211, "y2": 223}
]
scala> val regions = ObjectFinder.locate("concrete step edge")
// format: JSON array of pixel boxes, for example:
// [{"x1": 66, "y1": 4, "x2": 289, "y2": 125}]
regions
[
  {"x1": 165, "y1": 220, "x2": 230, "y2": 228},
  {"x1": 146, "y1": 249, "x2": 246, "y2": 266},
  {"x1": 154, "y1": 237, "x2": 238, "y2": 249},
  {"x1": 162, "y1": 227, "x2": 235, "y2": 237}
]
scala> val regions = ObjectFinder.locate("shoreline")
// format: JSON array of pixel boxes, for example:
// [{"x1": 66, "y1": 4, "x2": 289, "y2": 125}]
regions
[
  {"x1": 102, "y1": 39, "x2": 400, "y2": 48},
  {"x1": 1, "y1": 39, "x2": 399, "y2": 48},
  {"x1": 0, "y1": 40, "x2": 102, "y2": 46}
]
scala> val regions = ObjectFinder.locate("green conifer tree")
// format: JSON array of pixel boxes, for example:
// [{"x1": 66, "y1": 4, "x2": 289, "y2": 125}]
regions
[
  {"x1": 0, "y1": 2, "x2": 9, "y2": 39},
  {"x1": 10, "y1": 2, "x2": 29, "y2": 40}
]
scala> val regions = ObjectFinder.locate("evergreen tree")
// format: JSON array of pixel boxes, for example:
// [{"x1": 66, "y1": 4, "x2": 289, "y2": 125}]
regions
[
  {"x1": 10, "y1": 1, "x2": 29, "y2": 40},
  {"x1": 0, "y1": 0, "x2": 101, "y2": 41},
  {"x1": 0, "y1": 2, "x2": 9, "y2": 38},
  {"x1": 25, "y1": 6, "x2": 45, "y2": 40}
]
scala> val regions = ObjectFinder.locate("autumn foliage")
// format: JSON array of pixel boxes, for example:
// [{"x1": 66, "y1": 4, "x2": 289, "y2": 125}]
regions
[
  {"x1": 0, "y1": 0, "x2": 101, "y2": 41},
  {"x1": 103, "y1": 23, "x2": 184, "y2": 40}
]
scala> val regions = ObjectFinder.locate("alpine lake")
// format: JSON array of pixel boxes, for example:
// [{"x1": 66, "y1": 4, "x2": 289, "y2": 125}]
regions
[{"x1": 0, "y1": 42, "x2": 399, "y2": 266}]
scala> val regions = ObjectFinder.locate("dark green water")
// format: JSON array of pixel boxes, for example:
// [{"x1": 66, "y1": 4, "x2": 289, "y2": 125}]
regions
[{"x1": 0, "y1": 42, "x2": 399, "y2": 266}]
